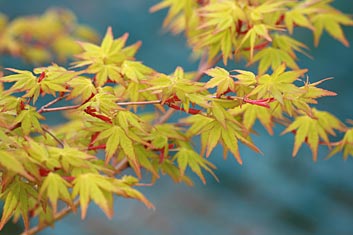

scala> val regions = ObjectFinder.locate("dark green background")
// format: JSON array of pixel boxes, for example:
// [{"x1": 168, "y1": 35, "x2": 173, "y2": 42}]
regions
[{"x1": 1, "y1": 1, "x2": 353, "y2": 234}]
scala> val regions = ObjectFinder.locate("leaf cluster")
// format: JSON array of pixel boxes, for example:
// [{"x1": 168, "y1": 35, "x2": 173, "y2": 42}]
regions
[
  {"x1": 0, "y1": 1, "x2": 352, "y2": 234},
  {"x1": 0, "y1": 8, "x2": 98, "y2": 64}
]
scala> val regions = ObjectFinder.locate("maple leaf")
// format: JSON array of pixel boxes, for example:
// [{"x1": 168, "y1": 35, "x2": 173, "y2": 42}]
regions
[
  {"x1": 310, "y1": 10, "x2": 353, "y2": 46},
  {"x1": 39, "y1": 172, "x2": 73, "y2": 214},
  {"x1": 112, "y1": 176, "x2": 154, "y2": 209},
  {"x1": 13, "y1": 106, "x2": 45, "y2": 135},
  {"x1": 248, "y1": 64, "x2": 306, "y2": 103},
  {"x1": 150, "y1": 0, "x2": 196, "y2": 28},
  {"x1": 0, "y1": 178, "x2": 38, "y2": 231},
  {"x1": 239, "y1": 24, "x2": 273, "y2": 59},
  {"x1": 175, "y1": 147, "x2": 217, "y2": 184},
  {"x1": 33, "y1": 64, "x2": 78, "y2": 96},
  {"x1": 230, "y1": 103, "x2": 274, "y2": 135},
  {"x1": 146, "y1": 67, "x2": 207, "y2": 111},
  {"x1": 0, "y1": 150, "x2": 34, "y2": 180},
  {"x1": 196, "y1": 1, "x2": 245, "y2": 64},
  {"x1": 271, "y1": 34, "x2": 309, "y2": 59},
  {"x1": 72, "y1": 173, "x2": 115, "y2": 219},
  {"x1": 328, "y1": 128, "x2": 353, "y2": 160},
  {"x1": 204, "y1": 67, "x2": 236, "y2": 97},
  {"x1": 159, "y1": 159, "x2": 193, "y2": 186},
  {"x1": 282, "y1": 109, "x2": 346, "y2": 161},
  {"x1": 284, "y1": 8, "x2": 314, "y2": 34},
  {"x1": 251, "y1": 47, "x2": 300, "y2": 74},
  {"x1": 121, "y1": 60, "x2": 154, "y2": 82},
  {"x1": 67, "y1": 76, "x2": 97, "y2": 102},
  {"x1": 1, "y1": 68, "x2": 40, "y2": 102},
  {"x1": 184, "y1": 107, "x2": 260, "y2": 164},
  {"x1": 73, "y1": 27, "x2": 141, "y2": 86},
  {"x1": 72, "y1": 174, "x2": 153, "y2": 219}
]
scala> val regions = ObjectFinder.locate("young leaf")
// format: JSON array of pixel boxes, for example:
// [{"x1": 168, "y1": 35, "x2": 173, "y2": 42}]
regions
[
  {"x1": 0, "y1": 150, "x2": 34, "y2": 180},
  {"x1": 1, "y1": 68, "x2": 40, "y2": 102},
  {"x1": 13, "y1": 106, "x2": 44, "y2": 135},
  {"x1": 205, "y1": 67, "x2": 235, "y2": 97},
  {"x1": 328, "y1": 128, "x2": 353, "y2": 160},
  {"x1": 39, "y1": 172, "x2": 73, "y2": 213},
  {"x1": 175, "y1": 147, "x2": 217, "y2": 184},
  {"x1": 282, "y1": 109, "x2": 346, "y2": 161},
  {"x1": 0, "y1": 179, "x2": 38, "y2": 231},
  {"x1": 112, "y1": 176, "x2": 154, "y2": 209},
  {"x1": 72, "y1": 173, "x2": 114, "y2": 219},
  {"x1": 230, "y1": 104, "x2": 274, "y2": 135},
  {"x1": 311, "y1": 11, "x2": 353, "y2": 46},
  {"x1": 251, "y1": 47, "x2": 300, "y2": 74},
  {"x1": 248, "y1": 64, "x2": 306, "y2": 103},
  {"x1": 67, "y1": 76, "x2": 97, "y2": 102}
]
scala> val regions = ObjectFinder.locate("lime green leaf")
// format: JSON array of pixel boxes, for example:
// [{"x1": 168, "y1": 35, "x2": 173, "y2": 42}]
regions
[
  {"x1": 1, "y1": 68, "x2": 40, "y2": 102},
  {"x1": 285, "y1": 9, "x2": 314, "y2": 34},
  {"x1": 252, "y1": 47, "x2": 300, "y2": 74},
  {"x1": 311, "y1": 12, "x2": 353, "y2": 46},
  {"x1": 121, "y1": 60, "x2": 154, "y2": 82},
  {"x1": 13, "y1": 106, "x2": 44, "y2": 135},
  {"x1": 282, "y1": 109, "x2": 345, "y2": 161},
  {"x1": 175, "y1": 147, "x2": 217, "y2": 184},
  {"x1": 0, "y1": 179, "x2": 38, "y2": 230},
  {"x1": 112, "y1": 176, "x2": 154, "y2": 209},
  {"x1": 234, "y1": 70, "x2": 257, "y2": 86},
  {"x1": 248, "y1": 64, "x2": 306, "y2": 103},
  {"x1": 72, "y1": 173, "x2": 114, "y2": 219},
  {"x1": 239, "y1": 24, "x2": 272, "y2": 59},
  {"x1": 0, "y1": 150, "x2": 34, "y2": 180},
  {"x1": 205, "y1": 67, "x2": 235, "y2": 96},
  {"x1": 39, "y1": 172, "x2": 73, "y2": 213},
  {"x1": 67, "y1": 76, "x2": 97, "y2": 102},
  {"x1": 328, "y1": 128, "x2": 353, "y2": 160},
  {"x1": 230, "y1": 103, "x2": 274, "y2": 135}
]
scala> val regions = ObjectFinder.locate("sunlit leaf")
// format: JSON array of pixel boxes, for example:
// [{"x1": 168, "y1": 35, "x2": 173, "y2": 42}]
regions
[{"x1": 282, "y1": 109, "x2": 345, "y2": 161}]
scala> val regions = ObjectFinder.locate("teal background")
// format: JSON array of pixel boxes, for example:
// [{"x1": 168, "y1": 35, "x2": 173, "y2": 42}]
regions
[{"x1": 1, "y1": 1, "x2": 353, "y2": 235}]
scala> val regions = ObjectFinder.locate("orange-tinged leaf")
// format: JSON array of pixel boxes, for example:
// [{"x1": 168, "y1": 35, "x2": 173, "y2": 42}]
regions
[
  {"x1": 282, "y1": 109, "x2": 345, "y2": 161},
  {"x1": 311, "y1": 13, "x2": 353, "y2": 47},
  {"x1": 176, "y1": 147, "x2": 217, "y2": 184},
  {"x1": 101, "y1": 27, "x2": 114, "y2": 53},
  {"x1": 206, "y1": 125, "x2": 222, "y2": 158},
  {"x1": 211, "y1": 102, "x2": 226, "y2": 127},
  {"x1": 285, "y1": 9, "x2": 314, "y2": 34},
  {"x1": 248, "y1": 64, "x2": 305, "y2": 103},
  {"x1": 221, "y1": 128, "x2": 242, "y2": 164},
  {"x1": 230, "y1": 104, "x2": 274, "y2": 135},
  {"x1": 112, "y1": 176, "x2": 154, "y2": 209},
  {"x1": 328, "y1": 128, "x2": 353, "y2": 160}
]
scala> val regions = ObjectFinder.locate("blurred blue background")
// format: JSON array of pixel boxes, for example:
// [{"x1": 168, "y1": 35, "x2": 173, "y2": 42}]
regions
[{"x1": 1, "y1": 1, "x2": 353, "y2": 234}]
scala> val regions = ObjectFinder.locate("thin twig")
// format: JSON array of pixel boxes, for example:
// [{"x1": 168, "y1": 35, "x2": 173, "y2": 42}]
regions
[
  {"x1": 38, "y1": 95, "x2": 69, "y2": 113},
  {"x1": 117, "y1": 100, "x2": 161, "y2": 106},
  {"x1": 42, "y1": 126, "x2": 64, "y2": 148},
  {"x1": 21, "y1": 199, "x2": 80, "y2": 235},
  {"x1": 40, "y1": 100, "x2": 162, "y2": 113},
  {"x1": 40, "y1": 105, "x2": 81, "y2": 113}
]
